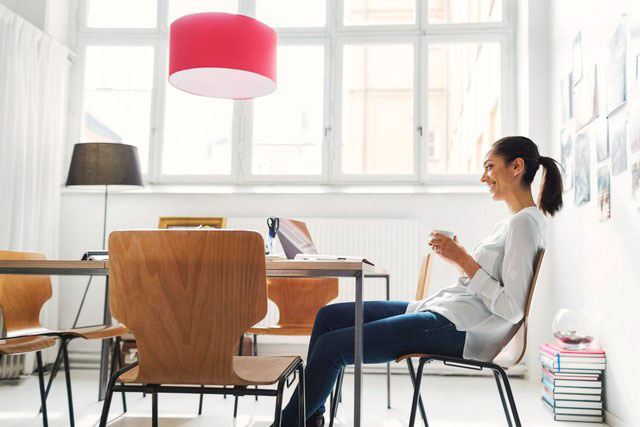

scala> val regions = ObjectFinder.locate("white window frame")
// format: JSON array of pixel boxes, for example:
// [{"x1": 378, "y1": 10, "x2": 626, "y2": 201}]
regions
[{"x1": 67, "y1": 0, "x2": 516, "y2": 186}]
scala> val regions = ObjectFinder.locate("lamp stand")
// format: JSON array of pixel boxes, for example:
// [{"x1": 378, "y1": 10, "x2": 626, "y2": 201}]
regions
[{"x1": 102, "y1": 185, "x2": 109, "y2": 250}]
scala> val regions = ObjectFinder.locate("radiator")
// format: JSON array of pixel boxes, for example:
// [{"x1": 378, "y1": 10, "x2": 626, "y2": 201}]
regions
[
  {"x1": 226, "y1": 217, "x2": 420, "y2": 327},
  {"x1": 0, "y1": 354, "x2": 25, "y2": 379}
]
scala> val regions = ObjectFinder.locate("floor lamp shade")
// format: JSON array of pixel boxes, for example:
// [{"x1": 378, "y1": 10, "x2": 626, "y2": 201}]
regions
[
  {"x1": 168, "y1": 12, "x2": 277, "y2": 99},
  {"x1": 65, "y1": 143, "x2": 144, "y2": 187}
]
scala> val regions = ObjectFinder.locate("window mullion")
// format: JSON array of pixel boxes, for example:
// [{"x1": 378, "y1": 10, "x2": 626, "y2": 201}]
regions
[{"x1": 148, "y1": 38, "x2": 168, "y2": 183}]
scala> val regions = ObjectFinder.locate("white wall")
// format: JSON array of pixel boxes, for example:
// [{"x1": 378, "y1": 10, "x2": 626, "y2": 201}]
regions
[{"x1": 549, "y1": 0, "x2": 640, "y2": 424}]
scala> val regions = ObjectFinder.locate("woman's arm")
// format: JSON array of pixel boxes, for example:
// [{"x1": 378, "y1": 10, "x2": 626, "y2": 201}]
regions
[{"x1": 466, "y1": 215, "x2": 540, "y2": 324}]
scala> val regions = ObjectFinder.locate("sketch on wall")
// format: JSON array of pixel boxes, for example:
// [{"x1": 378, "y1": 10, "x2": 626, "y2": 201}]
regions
[
  {"x1": 574, "y1": 129, "x2": 591, "y2": 206},
  {"x1": 607, "y1": 23, "x2": 627, "y2": 114},
  {"x1": 609, "y1": 114, "x2": 628, "y2": 176},
  {"x1": 594, "y1": 117, "x2": 609, "y2": 162},
  {"x1": 628, "y1": 99, "x2": 640, "y2": 155},
  {"x1": 574, "y1": 65, "x2": 597, "y2": 130},
  {"x1": 560, "y1": 73, "x2": 573, "y2": 123},
  {"x1": 629, "y1": 6, "x2": 640, "y2": 89},
  {"x1": 560, "y1": 124, "x2": 574, "y2": 192},
  {"x1": 597, "y1": 165, "x2": 611, "y2": 221},
  {"x1": 573, "y1": 32, "x2": 583, "y2": 86},
  {"x1": 632, "y1": 161, "x2": 640, "y2": 205}
]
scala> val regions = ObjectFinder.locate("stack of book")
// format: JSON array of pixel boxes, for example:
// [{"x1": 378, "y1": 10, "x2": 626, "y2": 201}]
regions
[{"x1": 539, "y1": 342, "x2": 606, "y2": 423}]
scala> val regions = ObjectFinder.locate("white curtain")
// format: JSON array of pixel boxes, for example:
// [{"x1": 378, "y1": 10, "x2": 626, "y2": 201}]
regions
[{"x1": 0, "y1": 4, "x2": 70, "y2": 362}]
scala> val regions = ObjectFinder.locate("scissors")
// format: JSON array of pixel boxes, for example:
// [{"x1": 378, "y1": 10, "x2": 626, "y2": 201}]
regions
[{"x1": 267, "y1": 217, "x2": 280, "y2": 239}]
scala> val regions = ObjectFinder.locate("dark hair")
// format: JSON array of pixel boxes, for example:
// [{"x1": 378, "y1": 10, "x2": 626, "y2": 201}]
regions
[{"x1": 490, "y1": 136, "x2": 563, "y2": 217}]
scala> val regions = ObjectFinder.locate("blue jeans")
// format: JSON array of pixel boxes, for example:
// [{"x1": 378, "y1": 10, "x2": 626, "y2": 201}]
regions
[{"x1": 280, "y1": 301, "x2": 466, "y2": 426}]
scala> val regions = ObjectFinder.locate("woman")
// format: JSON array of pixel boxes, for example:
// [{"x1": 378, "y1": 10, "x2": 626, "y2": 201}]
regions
[{"x1": 279, "y1": 136, "x2": 563, "y2": 427}]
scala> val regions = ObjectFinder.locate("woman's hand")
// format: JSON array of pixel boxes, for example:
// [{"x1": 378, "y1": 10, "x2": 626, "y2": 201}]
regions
[{"x1": 428, "y1": 232, "x2": 478, "y2": 277}]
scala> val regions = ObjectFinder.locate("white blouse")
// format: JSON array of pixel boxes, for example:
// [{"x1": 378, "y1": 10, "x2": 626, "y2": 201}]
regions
[{"x1": 406, "y1": 206, "x2": 547, "y2": 362}]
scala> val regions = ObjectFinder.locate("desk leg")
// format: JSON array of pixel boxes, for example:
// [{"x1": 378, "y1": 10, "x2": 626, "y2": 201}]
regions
[
  {"x1": 386, "y1": 275, "x2": 390, "y2": 409},
  {"x1": 354, "y1": 272, "x2": 363, "y2": 427},
  {"x1": 98, "y1": 276, "x2": 113, "y2": 401}
]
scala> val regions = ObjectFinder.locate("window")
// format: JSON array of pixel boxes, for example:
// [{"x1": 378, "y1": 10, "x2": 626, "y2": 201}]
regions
[
  {"x1": 81, "y1": 46, "x2": 155, "y2": 173},
  {"x1": 71, "y1": 0, "x2": 514, "y2": 185},
  {"x1": 427, "y1": 42, "x2": 502, "y2": 174},
  {"x1": 251, "y1": 45, "x2": 325, "y2": 176},
  {"x1": 343, "y1": 0, "x2": 416, "y2": 26},
  {"x1": 341, "y1": 43, "x2": 414, "y2": 175}
]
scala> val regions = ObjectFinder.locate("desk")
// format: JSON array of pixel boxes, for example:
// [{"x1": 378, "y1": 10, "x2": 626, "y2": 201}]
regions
[{"x1": 0, "y1": 259, "x2": 389, "y2": 427}]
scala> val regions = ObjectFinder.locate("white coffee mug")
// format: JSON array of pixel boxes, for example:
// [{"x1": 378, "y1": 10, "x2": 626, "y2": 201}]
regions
[{"x1": 431, "y1": 229, "x2": 455, "y2": 239}]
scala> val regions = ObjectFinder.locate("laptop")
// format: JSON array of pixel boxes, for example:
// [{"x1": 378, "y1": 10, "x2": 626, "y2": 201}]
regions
[{"x1": 276, "y1": 218, "x2": 373, "y2": 265}]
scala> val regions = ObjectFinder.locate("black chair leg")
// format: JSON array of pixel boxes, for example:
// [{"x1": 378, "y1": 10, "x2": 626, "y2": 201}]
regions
[
  {"x1": 493, "y1": 370, "x2": 513, "y2": 427},
  {"x1": 152, "y1": 385, "x2": 159, "y2": 427},
  {"x1": 198, "y1": 385, "x2": 204, "y2": 415},
  {"x1": 111, "y1": 337, "x2": 127, "y2": 413},
  {"x1": 273, "y1": 377, "x2": 286, "y2": 427},
  {"x1": 99, "y1": 362, "x2": 138, "y2": 427},
  {"x1": 406, "y1": 358, "x2": 429, "y2": 426},
  {"x1": 496, "y1": 368, "x2": 521, "y2": 427},
  {"x1": 40, "y1": 345, "x2": 63, "y2": 413},
  {"x1": 35, "y1": 351, "x2": 48, "y2": 427},
  {"x1": 297, "y1": 362, "x2": 306, "y2": 427},
  {"x1": 60, "y1": 338, "x2": 75, "y2": 427},
  {"x1": 233, "y1": 335, "x2": 244, "y2": 418},
  {"x1": 328, "y1": 367, "x2": 345, "y2": 427},
  {"x1": 408, "y1": 359, "x2": 427, "y2": 427},
  {"x1": 253, "y1": 334, "x2": 258, "y2": 401}
]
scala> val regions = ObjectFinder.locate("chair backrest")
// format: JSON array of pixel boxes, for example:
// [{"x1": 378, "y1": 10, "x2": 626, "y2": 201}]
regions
[
  {"x1": 0, "y1": 251, "x2": 51, "y2": 337},
  {"x1": 108, "y1": 230, "x2": 267, "y2": 385},
  {"x1": 267, "y1": 278, "x2": 339, "y2": 329},
  {"x1": 414, "y1": 254, "x2": 433, "y2": 300},
  {"x1": 494, "y1": 248, "x2": 546, "y2": 368}
]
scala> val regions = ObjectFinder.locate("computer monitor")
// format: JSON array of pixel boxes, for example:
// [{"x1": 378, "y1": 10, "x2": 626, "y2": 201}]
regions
[{"x1": 277, "y1": 218, "x2": 318, "y2": 259}]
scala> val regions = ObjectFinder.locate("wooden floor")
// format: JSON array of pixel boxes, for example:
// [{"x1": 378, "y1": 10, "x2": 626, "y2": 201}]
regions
[{"x1": 0, "y1": 368, "x2": 608, "y2": 426}]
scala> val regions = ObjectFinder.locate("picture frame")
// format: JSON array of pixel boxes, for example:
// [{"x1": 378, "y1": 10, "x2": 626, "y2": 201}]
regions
[{"x1": 158, "y1": 217, "x2": 227, "y2": 229}]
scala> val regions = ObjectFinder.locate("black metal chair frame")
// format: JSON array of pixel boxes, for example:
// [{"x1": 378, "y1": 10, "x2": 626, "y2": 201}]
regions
[
  {"x1": 100, "y1": 358, "x2": 306, "y2": 427},
  {"x1": 328, "y1": 361, "x2": 428, "y2": 427},
  {"x1": 0, "y1": 350, "x2": 49, "y2": 427},
  {"x1": 407, "y1": 354, "x2": 521, "y2": 427},
  {"x1": 38, "y1": 335, "x2": 126, "y2": 427}
]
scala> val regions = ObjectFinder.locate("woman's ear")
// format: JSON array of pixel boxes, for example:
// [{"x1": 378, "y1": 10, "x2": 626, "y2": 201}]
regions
[{"x1": 512, "y1": 158, "x2": 525, "y2": 177}]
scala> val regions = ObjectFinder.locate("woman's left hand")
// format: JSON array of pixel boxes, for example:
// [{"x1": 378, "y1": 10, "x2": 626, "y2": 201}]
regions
[{"x1": 428, "y1": 232, "x2": 469, "y2": 272}]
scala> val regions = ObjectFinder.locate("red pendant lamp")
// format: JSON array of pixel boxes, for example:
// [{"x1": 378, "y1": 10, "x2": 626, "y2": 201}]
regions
[{"x1": 169, "y1": 13, "x2": 277, "y2": 99}]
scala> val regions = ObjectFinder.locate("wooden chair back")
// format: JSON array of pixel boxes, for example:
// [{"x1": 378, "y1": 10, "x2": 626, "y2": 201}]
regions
[
  {"x1": 266, "y1": 278, "x2": 339, "y2": 330},
  {"x1": 414, "y1": 254, "x2": 433, "y2": 300},
  {"x1": 0, "y1": 251, "x2": 50, "y2": 337},
  {"x1": 494, "y1": 249, "x2": 546, "y2": 368},
  {"x1": 108, "y1": 230, "x2": 267, "y2": 385}
]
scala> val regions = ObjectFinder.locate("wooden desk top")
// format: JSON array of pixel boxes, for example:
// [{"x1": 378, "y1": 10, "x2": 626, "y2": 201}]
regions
[{"x1": 0, "y1": 259, "x2": 388, "y2": 278}]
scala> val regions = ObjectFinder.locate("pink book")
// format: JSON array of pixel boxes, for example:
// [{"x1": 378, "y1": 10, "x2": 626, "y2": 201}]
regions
[{"x1": 539, "y1": 342, "x2": 605, "y2": 357}]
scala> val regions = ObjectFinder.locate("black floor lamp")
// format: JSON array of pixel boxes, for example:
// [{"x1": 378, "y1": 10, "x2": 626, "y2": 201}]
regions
[
  {"x1": 65, "y1": 142, "x2": 144, "y2": 249},
  {"x1": 40, "y1": 143, "x2": 144, "y2": 406}
]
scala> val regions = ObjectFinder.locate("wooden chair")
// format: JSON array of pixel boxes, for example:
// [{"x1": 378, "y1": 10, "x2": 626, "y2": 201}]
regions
[
  {"x1": 329, "y1": 254, "x2": 433, "y2": 427},
  {"x1": 0, "y1": 335, "x2": 57, "y2": 427},
  {"x1": 0, "y1": 250, "x2": 128, "y2": 427},
  {"x1": 101, "y1": 230, "x2": 305, "y2": 427},
  {"x1": 399, "y1": 249, "x2": 545, "y2": 427}
]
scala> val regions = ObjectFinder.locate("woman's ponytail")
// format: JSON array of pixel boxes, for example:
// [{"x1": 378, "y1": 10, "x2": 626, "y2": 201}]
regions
[{"x1": 537, "y1": 156, "x2": 563, "y2": 217}]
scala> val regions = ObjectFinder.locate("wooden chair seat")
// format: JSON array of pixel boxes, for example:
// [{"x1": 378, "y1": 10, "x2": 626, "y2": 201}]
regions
[
  {"x1": 118, "y1": 355, "x2": 302, "y2": 386},
  {"x1": 0, "y1": 336, "x2": 57, "y2": 355},
  {"x1": 54, "y1": 324, "x2": 129, "y2": 340},
  {"x1": 248, "y1": 325, "x2": 313, "y2": 336}
]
